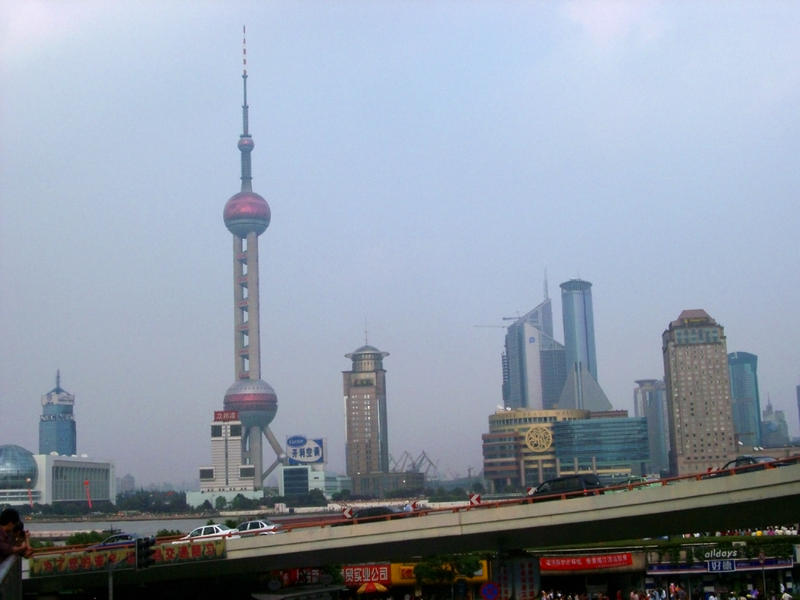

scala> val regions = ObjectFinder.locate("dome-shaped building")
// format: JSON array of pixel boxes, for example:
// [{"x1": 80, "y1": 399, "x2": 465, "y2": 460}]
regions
[{"x1": 0, "y1": 445, "x2": 37, "y2": 490}]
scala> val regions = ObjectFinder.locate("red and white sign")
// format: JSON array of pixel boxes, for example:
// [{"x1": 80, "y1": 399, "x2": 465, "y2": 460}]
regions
[
  {"x1": 343, "y1": 564, "x2": 391, "y2": 585},
  {"x1": 214, "y1": 410, "x2": 239, "y2": 422},
  {"x1": 539, "y1": 553, "x2": 633, "y2": 572},
  {"x1": 342, "y1": 507, "x2": 353, "y2": 519},
  {"x1": 526, "y1": 487, "x2": 534, "y2": 496},
  {"x1": 469, "y1": 493, "x2": 482, "y2": 506}
]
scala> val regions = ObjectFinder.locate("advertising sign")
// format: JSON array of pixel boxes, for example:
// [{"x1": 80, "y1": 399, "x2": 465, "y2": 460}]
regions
[
  {"x1": 540, "y1": 553, "x2": 633, "y2": 572},
  {"x1": 214, "y1": 410, "x2": 239, "y2": 422},
  {"x1": 29, "y1": 540, "x2": 226, "y2": 577},
  {"x1": 391, "y1": 561, "x2": 488, "y2": 585},
  {"x1": 343, "y1": 563, "x2": 391, "y2": 585},
  {"x1": 286, "y1": 435, "x2": 325, "y2": 465}
]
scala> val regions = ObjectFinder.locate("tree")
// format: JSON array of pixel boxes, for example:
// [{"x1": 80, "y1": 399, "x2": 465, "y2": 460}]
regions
[
  {"x1": 414, "y1": 554, "x2": 483, "y2": 585},
  {"x1": 215, "y1": 496, "x2": 227, "y2": 510}
]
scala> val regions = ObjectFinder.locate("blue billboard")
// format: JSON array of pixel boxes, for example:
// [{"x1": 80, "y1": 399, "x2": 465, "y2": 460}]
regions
[{"x1": 286, "y1": 436, "x2": 325, "y2": 465}]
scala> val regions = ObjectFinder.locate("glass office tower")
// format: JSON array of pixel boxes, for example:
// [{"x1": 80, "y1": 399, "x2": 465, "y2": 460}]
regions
[{"x1": 728, "y1": 351, "x2": 762, "y2": 448}]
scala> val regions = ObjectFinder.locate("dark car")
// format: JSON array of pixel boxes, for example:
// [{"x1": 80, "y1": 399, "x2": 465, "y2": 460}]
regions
[
  {"x1": 716, "y1": 455, "x2": 776, "y2": 476},
  {"x1": 352, "y1": 506, "x2": 402, "y2": 520},
  {"x1": 87, "y1": 532, "x2": 139, "y2": 551},
  {"x1": 530, "y1": 474, "x2": 604, "y2": 500},
  {"x1": 333, "y1": 505, "x2": 403, "y2": 525}
]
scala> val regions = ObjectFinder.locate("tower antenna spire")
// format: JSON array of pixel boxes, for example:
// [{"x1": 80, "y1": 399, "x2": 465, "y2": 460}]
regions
[
  {"x1": 239, "y1": 24, "x2": 253, "y2": 192},
  {"x1": 544, "y1": 268, "x2": 549, "y2": 300}
]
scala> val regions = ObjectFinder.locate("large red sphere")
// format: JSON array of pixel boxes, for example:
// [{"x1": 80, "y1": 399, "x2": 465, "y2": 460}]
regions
[
  {"x1": 224, "y1": 378, "x2": 278, "y2": 428},
  {"x1": 224, "y1": 191, "x2": 270, "y2": 237}
]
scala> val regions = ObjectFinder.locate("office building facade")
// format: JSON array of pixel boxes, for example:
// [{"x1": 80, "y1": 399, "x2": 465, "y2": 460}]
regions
[
  {"x1": 662, "y1": 309, "x2": 737, "y2": 475},
  {"x1": 481, "y1": 408, "x2": 646, "y2": 492},
  {"x1": 633, "y1": 379, "x2": 670, "y2": 476},
  {"x1": 761, "y1": 400, "x2": 790, "y2": 447},
  {"x1": 560, "y1": 279, "x2": 598, "y2": 380},
  {"x1": 39, "y1": 371, "x2": 76, "y2": 456},
  {"x1": 558, "y1": 279, "x2": 611, "y2": 411},
  {"x1": 727, "y1": 352, "x2": 762, "y2": 448},
  {"x1": 502, "y1": 297, "x2": 566, "y2": 410}
]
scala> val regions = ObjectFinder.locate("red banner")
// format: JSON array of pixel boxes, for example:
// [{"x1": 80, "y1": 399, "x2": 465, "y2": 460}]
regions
[
  {"x1": 214, "y1": 410, "x2": 239, "y2": 422},
  {"x1": 539, "y1": 553, "x2": 632, "y2": 572},
  {"x1": 30, "y1": 540, "x2": 226, "y2": 578}
]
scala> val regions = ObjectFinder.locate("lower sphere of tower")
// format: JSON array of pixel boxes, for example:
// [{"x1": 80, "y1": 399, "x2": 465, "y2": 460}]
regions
[
  {"x1": 223, "y1": 378, "x2": 277, "y2": 428},
  {"x1": 223, "y1": 191, "x2": 271, "y2": 237}
]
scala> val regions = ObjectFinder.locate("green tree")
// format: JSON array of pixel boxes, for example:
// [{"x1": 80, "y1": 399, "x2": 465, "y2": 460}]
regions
[
  {"x1": 215, "y1": 496, "x2": 227, "y2": 510},
  {"x1": 413, "y1": 554, "x2": 483, "y2": 585}
]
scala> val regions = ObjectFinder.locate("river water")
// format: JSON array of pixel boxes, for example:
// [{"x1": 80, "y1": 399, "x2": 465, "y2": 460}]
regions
[{"x1": 24, "y1": 517, "x2": 214, "y2": 537}]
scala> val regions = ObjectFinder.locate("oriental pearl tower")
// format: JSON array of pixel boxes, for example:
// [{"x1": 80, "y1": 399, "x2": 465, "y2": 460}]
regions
[{"x1": 222, "y1": 27, "x2": 284, "y2": 488}]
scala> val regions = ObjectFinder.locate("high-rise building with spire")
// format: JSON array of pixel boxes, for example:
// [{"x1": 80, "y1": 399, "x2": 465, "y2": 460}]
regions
[
  {"x1": 39, "y1": 371, "x2": 76, "y2": 456},
  {"x1": 502, "y1": 276, "x2": 566, "y2": 410},
  {"x1": 199, "y1": 28, "x2": 284, "y2": 494}
]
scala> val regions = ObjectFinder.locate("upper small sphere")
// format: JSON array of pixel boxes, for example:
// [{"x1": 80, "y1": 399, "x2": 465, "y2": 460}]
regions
[
  {"x1": 238, "y1": 137, "x2": 255, "y2": 151},
  {"x1": 224, "y1": 191, "x2": 271, "y2": 237}
]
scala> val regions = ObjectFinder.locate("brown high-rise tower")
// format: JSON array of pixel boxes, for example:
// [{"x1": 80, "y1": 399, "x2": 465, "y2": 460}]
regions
[
  {"x1": 662, "y1": 309, "x2": 737, "y2": 476},
  {"x1": 343, "y1": 344, "x2": 390, "y2": 484}
]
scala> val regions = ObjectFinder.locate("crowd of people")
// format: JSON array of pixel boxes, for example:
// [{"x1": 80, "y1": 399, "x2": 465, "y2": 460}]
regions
[{"x1": 0, "y1": 508, "x2": 34, "y2": 561}]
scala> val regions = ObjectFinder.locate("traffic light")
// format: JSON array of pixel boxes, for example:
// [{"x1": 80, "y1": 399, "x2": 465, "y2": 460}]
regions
[{"x1": 135, "y1": 536, "x2": 157, "y2": 569}]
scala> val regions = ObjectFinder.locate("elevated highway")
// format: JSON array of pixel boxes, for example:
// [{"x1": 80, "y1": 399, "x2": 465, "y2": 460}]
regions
[{"x1": 25, "y1": 461, "x2": 800, "y2": 596}]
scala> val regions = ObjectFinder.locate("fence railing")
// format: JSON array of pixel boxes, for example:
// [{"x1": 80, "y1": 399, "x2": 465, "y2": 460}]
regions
[{"x1": 0, "y1": 554, "x2": 21, "y2": 600}]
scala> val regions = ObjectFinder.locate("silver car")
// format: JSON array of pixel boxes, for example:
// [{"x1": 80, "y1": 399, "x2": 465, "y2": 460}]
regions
[
  {"x1": 172, "y1": 523, "x2": 239, "y2": 544},
  {"x1": 237, "y1": 519, "x2": 279, "y2": 536}
]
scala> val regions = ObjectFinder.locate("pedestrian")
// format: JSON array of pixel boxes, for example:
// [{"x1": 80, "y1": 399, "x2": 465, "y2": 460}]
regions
[{"x1": 0, "y1": 508, "x2": 32, "y2": 560}]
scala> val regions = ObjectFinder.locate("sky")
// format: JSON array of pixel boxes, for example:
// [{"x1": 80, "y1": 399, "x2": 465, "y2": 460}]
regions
[{"x1": 1, "y1": 1, "x2": 799, "y2": 487}]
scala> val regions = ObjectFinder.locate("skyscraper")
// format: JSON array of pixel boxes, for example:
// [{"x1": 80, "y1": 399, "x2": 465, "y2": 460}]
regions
[
  {"x1": 662, "y1": 309, "x2": 736, "y2": 475},
  {"x1": 761, "y1": 399, "x2": 790, "y2": 447},
  {"x1": 39, "y1": 371, "x2": 76, "y2": 456},
  {"x1": 502, "y1": 292, "x2": 566, "y2": 411},
  {"x1": 560, "y1": 279, "x2": 597, "y2": 380},
  {"x1": 558, "y1": 279, "x2": 611, "y2": 411},
  {"x1": 727, "y1": 351, "x2": 762, "y2": 448},
  {"x1": 633, "y1": 379, "x2": 669, "y2": 476},
  {"x1": 343, "y1": 344, "x2": 390, "y2": 486},
  {"x1": 219, "y1": 28, "x2": 283, "y2": 489}
]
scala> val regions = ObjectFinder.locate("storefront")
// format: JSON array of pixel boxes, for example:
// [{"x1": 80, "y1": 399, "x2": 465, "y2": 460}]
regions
[
  {"x1": 645, "y1": 546, "x2": 796, "y2": 599},
  {"x1": 342, "y1": 561, "x2": 489, "y2": 599}
]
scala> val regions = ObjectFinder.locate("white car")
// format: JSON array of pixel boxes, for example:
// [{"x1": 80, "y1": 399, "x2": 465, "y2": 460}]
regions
[
  {"x1": 172, "y1": 523, "x2": 239, "y2": 544},
  {"x1": 237, "y1": 519, "x2": 279, "y2": 536}
]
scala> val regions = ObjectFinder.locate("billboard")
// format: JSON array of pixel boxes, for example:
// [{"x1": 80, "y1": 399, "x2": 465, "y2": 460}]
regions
[{"x1": 286, "y1": 435, "x2": 326, "y2": 465}]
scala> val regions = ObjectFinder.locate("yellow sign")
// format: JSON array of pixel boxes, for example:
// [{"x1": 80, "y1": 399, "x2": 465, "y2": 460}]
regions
[{"x1": 390, "y1": 561, "x2": 488, "y2": 585}]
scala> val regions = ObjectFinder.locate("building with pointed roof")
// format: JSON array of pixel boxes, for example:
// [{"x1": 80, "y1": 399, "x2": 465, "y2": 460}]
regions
[{"x1": 502, "y1": 288, "x2": 567, "y2": 411}]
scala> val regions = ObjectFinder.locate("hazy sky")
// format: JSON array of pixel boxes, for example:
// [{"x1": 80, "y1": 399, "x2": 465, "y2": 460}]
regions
[{"x1": 2, "y1": 2, "x2": 799, "y2": 487}]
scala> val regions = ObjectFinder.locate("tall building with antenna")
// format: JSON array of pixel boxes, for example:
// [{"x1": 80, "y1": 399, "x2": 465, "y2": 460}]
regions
[
  {"x1": 343, "y1": 341, "x2": 390, "y2": 494},
  {"x1": 199, "y1": 28, "x2": 284, "y2": 495},
  {"x1": 501, "y1": 276, "x2": 566, "y2": 410},
  {"x1": 39, "y1": 371, "x2": 76, "y2": 456}
]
